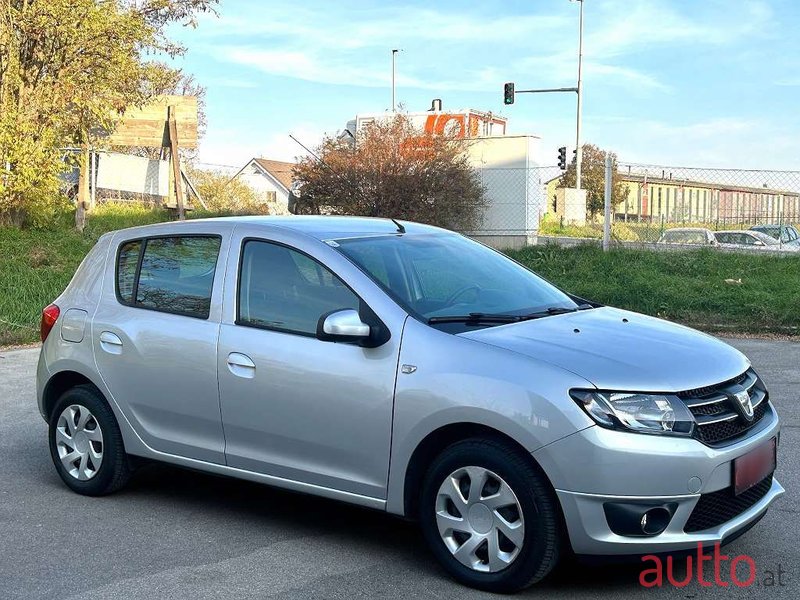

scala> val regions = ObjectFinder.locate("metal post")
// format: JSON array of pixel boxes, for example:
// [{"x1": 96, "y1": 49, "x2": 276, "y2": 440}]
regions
[
  {"x1": 89, "y1": 149, "x2": 96, "y2": 209},
  {"x1": 603, "y1": 152, "x2": 612, "y2": 251},
  {"x1": 575, "y1": 0, "x2": 584, "y2": 191},
  {"x1": 391, "y1": 49, "x2": 399, "y2": 112}
]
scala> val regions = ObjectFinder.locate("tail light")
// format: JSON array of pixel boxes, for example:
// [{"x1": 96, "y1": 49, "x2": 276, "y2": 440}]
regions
[{"x1": 41, "y1": 304, "x2": 60, "y2": 342}]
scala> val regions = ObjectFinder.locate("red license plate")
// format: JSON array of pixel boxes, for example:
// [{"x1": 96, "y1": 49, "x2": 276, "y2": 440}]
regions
[{"x1": 733, "y1": 437, "x2": 776, "y2": 496}]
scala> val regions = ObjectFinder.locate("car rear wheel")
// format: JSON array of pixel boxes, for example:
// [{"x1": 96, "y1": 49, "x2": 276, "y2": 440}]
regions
[
  {"x1": 419, "y1": 438, "x2": 562, "y2": 593},
  {"x1": 48, "y1": 385, "x2": 131, "y2": 496}
]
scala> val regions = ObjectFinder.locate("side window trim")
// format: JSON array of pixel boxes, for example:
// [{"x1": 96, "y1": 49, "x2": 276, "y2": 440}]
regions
[
  {"x1": 234, "y1": 237, "x2": 371, "y2": 339},
  {"x1": 114, "y1": 233, "x2": 222, "y2": 320},
  {"x1": 115, "y1": 238, "x2": 144, "y2": 305},
  {"x1": 131, "y1": 238, "x2": 147, "y2": 305}
]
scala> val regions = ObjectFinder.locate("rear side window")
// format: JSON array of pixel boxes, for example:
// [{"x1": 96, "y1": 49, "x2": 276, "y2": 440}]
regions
[
  {"x1": 116, "y1": 236, "x2": 221, "y2": 319},
  {"x1": 238, "y1": 240, "x2": 359, "y2": 335}
]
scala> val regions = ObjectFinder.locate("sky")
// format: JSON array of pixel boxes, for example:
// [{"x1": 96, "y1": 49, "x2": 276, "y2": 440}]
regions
[{"x1": 169, "y1": 0, "x2": 800, "y2": 171}]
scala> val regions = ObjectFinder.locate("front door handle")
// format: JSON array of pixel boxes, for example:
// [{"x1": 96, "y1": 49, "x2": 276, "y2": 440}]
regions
[
  {"x1": 227, "y1": 352, "x2": 256, "y2": 379},
  {"x1": 99, "y1": 331, "x2": 123, "y2": 355}
]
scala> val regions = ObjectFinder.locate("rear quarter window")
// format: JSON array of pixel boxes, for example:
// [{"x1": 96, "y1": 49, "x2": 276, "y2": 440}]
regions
[
  {"x1": 116, "y1": 235, "x2": 221, "y2": 319},
  {"x1": 117, "y1": 240, "x2": 142, "y2": 303}
]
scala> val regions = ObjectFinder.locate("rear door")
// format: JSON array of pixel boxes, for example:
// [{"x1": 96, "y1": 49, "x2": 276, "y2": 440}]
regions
[{"x1": 93, "y1": 225, "x2": 230, "y2": 464}]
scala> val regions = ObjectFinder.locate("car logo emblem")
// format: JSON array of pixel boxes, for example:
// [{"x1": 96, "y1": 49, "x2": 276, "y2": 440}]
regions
[{"x1": 732, "y1": 390, "x2": 754, "y2": 421}]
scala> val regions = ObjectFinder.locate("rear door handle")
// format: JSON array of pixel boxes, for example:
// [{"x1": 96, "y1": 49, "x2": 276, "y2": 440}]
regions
[
  {"x1": 227, "y1": 352, "x2": 256, "y2": 378},
  {"x1": 99, "y1": 331, "x2": 123, "y2": 354}
]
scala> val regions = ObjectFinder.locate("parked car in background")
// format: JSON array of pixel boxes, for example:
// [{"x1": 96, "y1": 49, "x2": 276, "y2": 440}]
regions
[
  {"x1": 656, "y1": 227, "x2": 717, "y2": 246},
  {"x1": 714, "y1": 230, "x2": 797, "y2": 251},
  {"x1": 750, "y1": 224, "x2": 800, "y2": 248},
  {"x1": 37, "y1": 217, "x2": 783, "y2": 593}
]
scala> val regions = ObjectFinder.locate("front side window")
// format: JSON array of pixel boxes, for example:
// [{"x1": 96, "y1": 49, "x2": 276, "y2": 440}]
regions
[
  {"x1": 336, "y1": 234, "x2": 576, "y2": 324},
  {"x1": 238, "y1": 240, "x2": 360, "y2": 335},
  {"x1": 116, "y1": 236, "x2": 221, "y2": 318}
]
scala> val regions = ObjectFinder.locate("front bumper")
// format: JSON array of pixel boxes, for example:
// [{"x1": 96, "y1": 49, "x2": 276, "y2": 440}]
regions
[
  {"x1": 556, "y1": 477, "x2": 784, "y2": 555},
  {"x1": 533, "y1": 403, "x2": 783, "y2": 555}
]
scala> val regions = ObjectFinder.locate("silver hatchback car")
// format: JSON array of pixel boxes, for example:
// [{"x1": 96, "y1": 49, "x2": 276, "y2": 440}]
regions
[{"x1": 37, "y1": 217, "x2": 783, "y2": 593}]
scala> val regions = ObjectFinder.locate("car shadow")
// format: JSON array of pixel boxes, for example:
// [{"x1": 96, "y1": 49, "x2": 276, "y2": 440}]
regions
[{"x1": 123, "y1": 461, "x2": 651, "y2": 593}]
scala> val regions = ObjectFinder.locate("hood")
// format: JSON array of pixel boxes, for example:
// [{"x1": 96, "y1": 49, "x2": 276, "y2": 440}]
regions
[{"x1": 460, "y1": 307, "x2": 749, "y2": 392}]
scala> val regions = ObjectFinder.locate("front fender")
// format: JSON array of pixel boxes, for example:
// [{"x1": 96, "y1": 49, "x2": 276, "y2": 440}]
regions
[{"x1": 385, "y1": 318, "x2": 595, "y2": 515}]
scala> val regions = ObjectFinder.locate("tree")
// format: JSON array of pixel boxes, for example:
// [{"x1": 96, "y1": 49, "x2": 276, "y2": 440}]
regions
[
  {"x1": 559, "y1": 143, "x2": 629, "y2": 218},
  {"x1": 0, "y1": 0, "x2": 217, "y2": 226},
  {"x1": 187, "y1": 167, "x2": 270, "y2": 214},
  {"x1": 293, "y1": 115, "x2": 487, "y2": 232}
]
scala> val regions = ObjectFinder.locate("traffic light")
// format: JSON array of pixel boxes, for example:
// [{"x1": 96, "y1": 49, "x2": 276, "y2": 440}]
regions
[
  {"x1": 503, "y1": 82, "x2": 515, "y2": 105},
  {"x1": 557, "y1": 146, "x2": 567, "y2": 170}
]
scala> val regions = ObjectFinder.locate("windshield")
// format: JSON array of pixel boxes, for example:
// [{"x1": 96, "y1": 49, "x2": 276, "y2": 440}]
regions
[
  {"x1": 752, "y1": 231, "x2": 780, "y2": 245},
  {"x1": 334, "y1": 234, "x2": 577, "y2": 323}
]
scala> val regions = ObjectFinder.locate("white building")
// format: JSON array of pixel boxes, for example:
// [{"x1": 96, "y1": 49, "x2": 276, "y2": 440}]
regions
[
  {"x1": 233, "y1": 158, "x2": 295, "y2": 214},
  {"x1": 466, "y1": 135, "x2": 543, "y2": 249},
  {"x1": 346, "y1": 109, "x2": 507, "y2": 139}
]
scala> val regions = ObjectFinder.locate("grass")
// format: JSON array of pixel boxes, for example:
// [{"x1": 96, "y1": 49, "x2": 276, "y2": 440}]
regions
[
  {"x1": 1, "y1": 204, "x2": 798, "y2": 346},
  {"x1": 0, "y1": 204, "x2": 173, "y2": 346},
  {"x1": 507, "y1": 243, "x2": 800, "y2": 335}
]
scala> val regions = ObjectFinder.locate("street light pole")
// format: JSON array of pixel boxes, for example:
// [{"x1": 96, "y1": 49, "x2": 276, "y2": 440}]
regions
[
  {"x1": 574, "y1": 0, "x2": 584, "y2": 191},
  {"x1": 391, "y1": 49, "x2": 399, "y2": 112}
]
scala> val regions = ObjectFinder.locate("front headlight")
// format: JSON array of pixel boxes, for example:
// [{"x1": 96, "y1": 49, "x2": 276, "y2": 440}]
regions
[{"x1": 570, "y1": 390, "x2": 695, "y2": 436}]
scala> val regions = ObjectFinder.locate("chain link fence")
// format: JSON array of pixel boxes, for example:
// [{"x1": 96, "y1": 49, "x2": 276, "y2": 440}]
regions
[{"x1": 458, "y1": 162, "x2": 800, "y2": 252}]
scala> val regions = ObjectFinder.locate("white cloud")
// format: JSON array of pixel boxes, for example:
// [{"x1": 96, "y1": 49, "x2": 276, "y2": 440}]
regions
[
  {"x1": 588, "y1": 0, "x2": 773, "y2": 58},
  {"x1": 183, "y1": 0, "x2": 795, "y2": 169},
  {"x1": 197, "y1": 123, "x2": 325, "y2": 167},
  {"x1": 601, "y1": 117, "x2": 800, "y2": 170},
  {"x1": 196, "y1": 0, "x2": 778, "y2": 95}
]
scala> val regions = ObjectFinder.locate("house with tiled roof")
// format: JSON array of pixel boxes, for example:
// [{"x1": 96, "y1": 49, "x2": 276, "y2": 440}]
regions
[{"x1": 233, "y1": 158, "x2": 296, "y2": 214}]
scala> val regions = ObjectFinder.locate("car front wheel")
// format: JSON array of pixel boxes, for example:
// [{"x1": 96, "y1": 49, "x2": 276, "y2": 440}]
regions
[{"x1": 419, "y1": 438, "x2": 563, "y2": 593}]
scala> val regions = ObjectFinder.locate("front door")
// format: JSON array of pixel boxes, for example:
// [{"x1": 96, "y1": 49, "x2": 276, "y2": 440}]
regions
[{"x1": 217, "y1": 238, "x2": 401, "y2": 499}]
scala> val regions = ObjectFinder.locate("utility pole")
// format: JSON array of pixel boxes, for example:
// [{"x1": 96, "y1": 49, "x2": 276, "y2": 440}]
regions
[
  {"x1": 603, "y1": 152, "x2": 612, "y2": 251},
  {"x1": 391, "y1": 49, "x2": 399, "y2": 112},
  {"x1": 574, "y1": 0, "x2": 584, "y2": 190},
  {"x1": 503, "y1": 0, "x2": 585, "y2": 190}
]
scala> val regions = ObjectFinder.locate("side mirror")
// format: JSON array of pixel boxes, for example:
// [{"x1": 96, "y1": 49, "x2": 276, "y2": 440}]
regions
[{"x1": 317, "y1": 309, "x2": 371, "y2": 344}]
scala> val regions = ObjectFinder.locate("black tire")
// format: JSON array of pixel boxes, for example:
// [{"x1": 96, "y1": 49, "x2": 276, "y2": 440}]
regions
[
  {"x1": 48, "y1": 385, "x2": 131, "y2": 496},
  {"x1": 419, "y1": 438, "x2": 562, "y2": 593}
]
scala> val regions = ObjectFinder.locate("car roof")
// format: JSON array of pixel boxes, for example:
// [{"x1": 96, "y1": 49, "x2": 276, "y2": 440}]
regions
[
  {"x1": 111, "y1": 215, "x2": 449, "y2": 241},
  {"x1": 663, "y1": 228, "x2": 712, "y2": 233},
  {"x1": 715, "y1": 230, "x2": 755, "y2": 234},
  {"x1": 751, "y1": 224, "x2": 792, "y2": 232}
]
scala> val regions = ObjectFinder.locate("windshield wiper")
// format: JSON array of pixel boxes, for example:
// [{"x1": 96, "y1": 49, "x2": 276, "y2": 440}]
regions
[
  {"x1": 428, "y1": 304, "x2": 595, "y2": 325},
  {"x1": 427, "y1": 313, "x2": 523, "y2": 325},
  {"x1": 522, "y1": 306, "x2": 578, "y2": 319},
  {"x1": 519, "y1": 303, "x2": 596, "y2": 320}
]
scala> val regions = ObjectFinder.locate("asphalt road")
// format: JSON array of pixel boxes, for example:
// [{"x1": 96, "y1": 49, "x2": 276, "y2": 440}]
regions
[{"x1": 1, "y1": 339, "x2": 798, "y2": 600}]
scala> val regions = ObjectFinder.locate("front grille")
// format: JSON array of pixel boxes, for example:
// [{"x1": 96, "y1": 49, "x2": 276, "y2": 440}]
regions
[
  {"x1": 679, "y1": 369, "x2": 770, "y2": 446},
  {"x1": 685, "y1": 475, "x2": 773, "y2": 533},
  {"x1": 696, "y1": 402, "x2": 768, "y2": 445}
]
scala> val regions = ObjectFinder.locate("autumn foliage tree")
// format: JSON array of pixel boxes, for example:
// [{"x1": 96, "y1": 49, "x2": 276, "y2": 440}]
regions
[
  {"x1": 559, "y1": 143, "x2": 629, "y2": 218},
  {"x1": 0, "y1": 0, "x2": 217, "y2": 226},
  {"x1": 292, "y1": 115, "x2": 487, "y2": 232}
]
